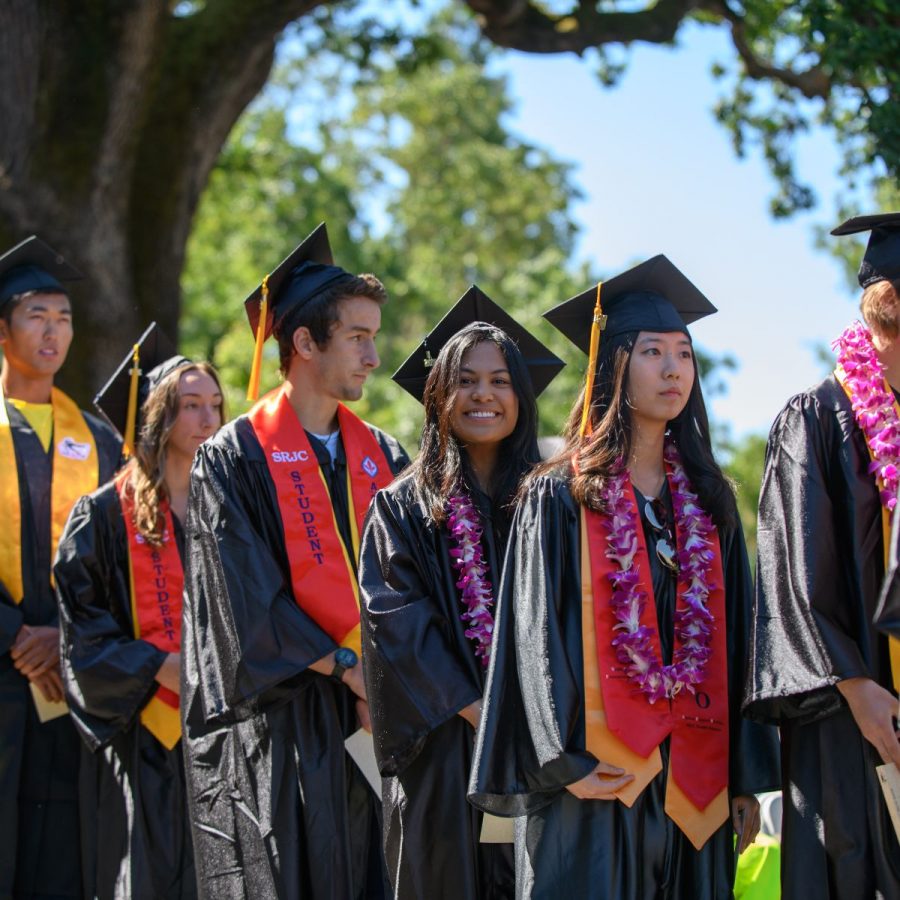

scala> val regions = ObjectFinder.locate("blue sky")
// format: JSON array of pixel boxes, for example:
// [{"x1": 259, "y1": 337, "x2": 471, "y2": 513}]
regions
[{"x1": 492, "y1": 21, "x2": 867, "y2": 439}]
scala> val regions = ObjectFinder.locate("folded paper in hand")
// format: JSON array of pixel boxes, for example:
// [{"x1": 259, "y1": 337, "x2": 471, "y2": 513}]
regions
[{"x1": 29, "y1": 682, "x2": 68, "y2": 724}]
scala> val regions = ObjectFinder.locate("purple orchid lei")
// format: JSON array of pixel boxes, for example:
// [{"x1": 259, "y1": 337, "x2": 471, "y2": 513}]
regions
[
  {"x1": 446, "y1": 491, "x2": 495, "y2": 668},
  {"x1": 833, "y1": 321, "x2": 900, "y2": 511},
  {"x1": 599, "y1": 438, "x2": 717, "y2": 703}
]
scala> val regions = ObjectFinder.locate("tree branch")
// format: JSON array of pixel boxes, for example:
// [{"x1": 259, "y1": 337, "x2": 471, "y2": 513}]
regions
[
  {"x1": 464, "y1": 0, "x2": 831, "y2": 101},
  {"x1": 126, "y1": 0, "x2": 334, "y2": 335},
  {"x1": 462, "y1": 0, "x2": 701, "y2": 54},
  {"x1": 717, "y1": 3, "x2": 831, "y2": 100}
]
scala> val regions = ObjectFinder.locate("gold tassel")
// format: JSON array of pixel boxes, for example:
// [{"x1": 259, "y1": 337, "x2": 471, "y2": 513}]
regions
[
  {"x1": 579, "y1": 283, "x2": 605, "y2": 438},
  {"x1": 246, "y1": 274, "x2": 269, "y2": 402},
  {"x1": 123, "y1": 343, "x2": 141, "y2": 457}
]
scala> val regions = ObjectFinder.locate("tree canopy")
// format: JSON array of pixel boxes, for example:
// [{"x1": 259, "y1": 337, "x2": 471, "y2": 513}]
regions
[
  {"x1": 1, "y1": 0, "x2": 895, "y2": 401},
  {"x1": 181, "y1": 12, "x2": 590, "y2": 448}
]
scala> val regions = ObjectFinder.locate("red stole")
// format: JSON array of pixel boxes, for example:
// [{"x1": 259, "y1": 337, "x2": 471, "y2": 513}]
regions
[
  {"x1": 582, "y1": 470, "x2": 729, "y2": 848},
  {"x1": 248, "y1": 388, "x2": 392, "y2": 650},
  {"x1": 115, "y1": 474, "x2": 182, "y2": 749}
]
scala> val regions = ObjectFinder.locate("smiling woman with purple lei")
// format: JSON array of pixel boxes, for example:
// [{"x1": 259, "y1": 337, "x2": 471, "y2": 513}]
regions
[
  {"x1": 359, "y1": 287, "x2": 564, "y2": 900},
  {"x1": 468, "y1": 257, "x2": 780, "y2": 899}
]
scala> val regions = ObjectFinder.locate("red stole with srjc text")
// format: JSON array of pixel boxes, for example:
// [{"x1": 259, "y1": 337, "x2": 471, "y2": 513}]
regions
[
  {"x1": 115, "y1": 474, "x2": 182, "y2": 749},
  {"x1": 248, "y1": 388, "x2": 391, "y2": 652},
  {"x1": 581, "y1": 471, "x2": 729, "y2": 849}
]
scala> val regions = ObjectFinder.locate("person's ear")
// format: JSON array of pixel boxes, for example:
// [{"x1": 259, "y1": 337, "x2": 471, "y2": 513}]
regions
[{"x1": 292, "y1": 326, "x2": 315, "y2": 360}]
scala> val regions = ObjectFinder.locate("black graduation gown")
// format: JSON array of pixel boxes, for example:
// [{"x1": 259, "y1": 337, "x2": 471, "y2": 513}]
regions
[
  {"x1": 876, "y1": 386, "x2": 900, "y2": 635},
  {"x1": 0, "y1": 402, "x2": 120, "y2": 900},
  {"x1": 53, "y1": 481, "x2": 196, "y2": 899},
  {"x1": 879, "y1": 505, "x2": 900, "y2": 635},
  {"x1": 469, "y1": 474, "x2": 779, "y2": 900},
  {"x1": 358, "y1": 472, "x2": 515, "y2": 900},
  {"x1": 745, "y1": 375, "x2": 900, "y2": 900},
  {"x1": 182, "y1": 415, "x2": 408, "y2": 900}
]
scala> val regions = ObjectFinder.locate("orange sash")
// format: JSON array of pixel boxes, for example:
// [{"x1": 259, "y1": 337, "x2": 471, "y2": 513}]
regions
[
  {"x1": 116, "y1": 475, "x2": 182, "y2": 749},
  {"x1": 581, "y1": 470, "x2": 730, "y2": 849},
  {"x1": 248, "y1": 388, "x2": 391, "y2": 654}
]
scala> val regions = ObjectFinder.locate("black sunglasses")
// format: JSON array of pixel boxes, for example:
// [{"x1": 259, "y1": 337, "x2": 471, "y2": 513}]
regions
[{"x1": 644, "y1": 498, "x2": 678, "y2": 575}]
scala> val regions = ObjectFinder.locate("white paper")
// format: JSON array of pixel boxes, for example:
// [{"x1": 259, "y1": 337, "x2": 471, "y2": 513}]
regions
[
  {"x1": 29, "y1": 682, "x2": 68, "y2": 723},
  {"x1": 877, "y1": 763, "x2": 900, "y2": 843},
  {"x1": 479, "y1": 813, "x2": 515, "y2": 844},
  {"x1": 345, "y1": 727, "x2": 381, "y2": 794}
]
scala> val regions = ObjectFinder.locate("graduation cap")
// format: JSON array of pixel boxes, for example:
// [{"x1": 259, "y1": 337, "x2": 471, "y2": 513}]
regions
[
  {"x1": 244, "y1": 223, "x2": 355, "y2": 401},
  {"x1": 392, "y1": 284, "x2": 565, "y2": 404},
  {"x1": 0, "y1": 236, "x2": 83, "y2": 311},
  {"x1": 831, "y1": 212, "x2": 900, "y2": 288},
  {"x1": 544, "y1": 254, "x2": 716, "y2": 355},
  {"x1": 94, "y1": 322, "x2": 191, "y2": 454},
  {"x1": 543, "y1": 254, "x2": 716, "y2": 436}
]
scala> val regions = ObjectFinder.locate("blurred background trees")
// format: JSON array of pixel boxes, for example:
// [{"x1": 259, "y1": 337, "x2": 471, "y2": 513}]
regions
[{"x1": 2, "y1": 0, "x2": 897, "y2": 538}]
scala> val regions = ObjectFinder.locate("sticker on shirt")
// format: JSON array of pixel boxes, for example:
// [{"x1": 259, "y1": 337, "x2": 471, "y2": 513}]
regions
[
  {"x1": 57, "y1": 436, "x2": 92, "y2": 461},
  {"x1": 361, "y1": 455, "x2": 379, "y2": 477}
]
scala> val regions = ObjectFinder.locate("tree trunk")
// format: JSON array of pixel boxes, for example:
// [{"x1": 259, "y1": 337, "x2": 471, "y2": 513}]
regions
[{"x1": 0, "y1": 0, "x2": 321, "y2": 405}]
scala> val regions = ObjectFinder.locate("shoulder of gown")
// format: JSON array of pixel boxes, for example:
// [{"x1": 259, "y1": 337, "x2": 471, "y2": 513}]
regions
[{"x1": 746, "y1": 373, "x2": 875, "y2": 725}]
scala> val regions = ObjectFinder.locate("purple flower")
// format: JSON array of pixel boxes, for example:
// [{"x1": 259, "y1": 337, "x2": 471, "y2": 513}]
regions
[
  {"x1": 835, "y1": 321, "x2": 900, "y2": 523},
  {"x1": 446, "y1": 491, "x2": 496, "y2": 668},
  {"x1": 598, "y1": 440, "x2": 718, "y2": 703}
]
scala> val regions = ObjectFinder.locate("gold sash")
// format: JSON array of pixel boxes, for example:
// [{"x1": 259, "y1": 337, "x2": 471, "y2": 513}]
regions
[{"x1": 0, "y1": 384, "x2": 98, "y2": 603}]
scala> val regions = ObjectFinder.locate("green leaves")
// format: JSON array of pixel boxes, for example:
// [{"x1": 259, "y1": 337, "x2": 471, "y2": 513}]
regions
[{"x1": 181, "y1": 5, "x2": 589, "y2": 447}]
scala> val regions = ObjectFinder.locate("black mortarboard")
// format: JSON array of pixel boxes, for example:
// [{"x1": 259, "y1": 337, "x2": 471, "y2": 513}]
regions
[
  {"x1": 543, "y1": 254, "x2": 716, "y2": 354},
  {"x1": 392, "y1": 284, "x2": 565, "y2": 403},
  {"x1": 831, "y1": 213, "x2": 900, "y2": 288},
  {"x1": 243, "y1": 223, "x2": 354, "y2": 340},
  {"x1": 0, "y1": 236, "x2": 83, "y2": 311},
  {"x1": 94, "y1": 322, "x2": 191, "y2": 452},
  {"x1": 244, "y1": 223, "x2": 355, "y2": 400}
]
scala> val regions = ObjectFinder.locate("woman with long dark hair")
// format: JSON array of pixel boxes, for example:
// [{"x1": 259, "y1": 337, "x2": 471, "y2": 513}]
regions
[
  {"x1": 53, "y1": 324, "x2": 225, "y2": 899},
  {"x1": 359, "y1": 287, "x2": 563, "y2": 899},
  {"x1": 469, "y1": 258, "x2": 780, "y2": 899}
]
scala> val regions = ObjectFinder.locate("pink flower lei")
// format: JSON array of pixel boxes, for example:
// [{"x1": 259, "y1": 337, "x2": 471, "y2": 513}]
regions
[
  {"x1": 599, "y1": 438, "x2": 718, "y2": 703},
  {"x1": 833, "y1": 321, "x2": 900, "y2": 511},
  {"x1": 446, "y1": 491, "x2": 495, "y2": 667}
]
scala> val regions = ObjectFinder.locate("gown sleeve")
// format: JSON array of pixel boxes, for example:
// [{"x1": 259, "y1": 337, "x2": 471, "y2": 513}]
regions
[
  {"x1": 720, "y1": 521, "x2": 781, "y2": 796},
  {"x1": 746, "y1": 392, "x2": 870, "y2": 725},
  {"x1": 359, "y1": 487, "x2": 481, "y2": 776},
  {"x1": 183, "y1": 434, "x2": 338, "y2": 726},
  {"x1": 54, "y1": 491, "x2": 167, "y2": 750},
  {"x1": 469, "y1": 476, "x2": 598, "y2": 817},
  {"x1": 0, "y1": 583, "x2": 24, "y2": 655}
]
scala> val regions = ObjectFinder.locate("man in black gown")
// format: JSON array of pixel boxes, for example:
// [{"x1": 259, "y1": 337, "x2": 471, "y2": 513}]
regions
[
  {"x1": 0, "y1": 236, "x2": 120, "y2": 898},
  {"x1": 181, "y1": 224, "x2": 407, "y2": 898},
  {"x1": 746, "y1": 213, "x2": 900, "y2": 898}
]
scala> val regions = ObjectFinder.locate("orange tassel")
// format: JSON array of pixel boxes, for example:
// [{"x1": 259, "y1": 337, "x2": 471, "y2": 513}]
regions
[
  {"x1": 579, "y1": 283, "x2": 605, "y2": 437},
  {"x1": 246, "y1": 274, "x2": 269, "y2": 402},
  {"x1": 123, "y1": 343, "x2": 141, "y2": 457}
]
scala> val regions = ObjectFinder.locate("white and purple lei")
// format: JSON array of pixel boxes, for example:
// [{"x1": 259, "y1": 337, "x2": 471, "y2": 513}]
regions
[
  {"x1": 833, "y1": 321, "x2": 900, "y2": 512},
  {"x1": 599, "y1": 439, "x2": 718, "y2": 703},
  {"x1": 446, "y1": 492, "x2": 495, "y2": 668}
]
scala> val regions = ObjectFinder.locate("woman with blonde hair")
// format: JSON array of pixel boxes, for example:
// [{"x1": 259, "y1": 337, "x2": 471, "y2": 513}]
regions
[{"x1": 54, "y1": 323, "x2": 224, "y2": 900}]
